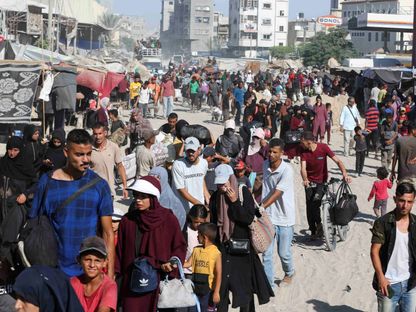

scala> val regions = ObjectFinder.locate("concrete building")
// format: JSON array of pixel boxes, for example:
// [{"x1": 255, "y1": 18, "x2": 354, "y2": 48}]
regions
[
  {"x1": 228, "y1": 0, "x2": 289, "y2": 58},
  {"x1": 161, "y1": 0, "x2": 175, "y2": 32},
  {"x1": 162, "y1": 0, "x2": 214, "y2": 56},
  {"x1": 118, "y1": 16, "x2": 146, "y2": 42},
  {"x1": 330, "y1": 0, "x2": 345, "y2": 17},
  {"x1": 287, "y1": 17, "x2": 326, "y2": 47},
  {"x1": 213, "y1": 12, "x2": 229, "y2": 49},
  {"x1": 341, "y1": 0, "x2": 414, "y2": 55}
]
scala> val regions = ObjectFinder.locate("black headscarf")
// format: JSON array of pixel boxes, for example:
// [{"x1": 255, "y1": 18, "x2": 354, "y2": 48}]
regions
[
  {"x1": 0, "y1": 136, "x2": 37, "y2": 181},
  {"x1": 13, "y1": 265, "x2": 83, "y2": 312},
  {"x1": 23, "y1": 124, "x2": 38, "y2": 143},
  {"x1": 44, "y1": 129, "x2": 67, "y2": 171}
]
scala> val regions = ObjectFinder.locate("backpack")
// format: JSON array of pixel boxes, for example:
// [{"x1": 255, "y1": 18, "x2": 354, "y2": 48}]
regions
[
  {"x1": 239, "y1": 185, "x2": 275, "y2": 254},
  {"x1": 17, "y1": 175, "x2": 101, "y2": 267}
]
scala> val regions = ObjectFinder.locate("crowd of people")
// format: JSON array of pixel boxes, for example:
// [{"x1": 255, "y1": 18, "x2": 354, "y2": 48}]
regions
[{"x1": 0, "y1": 63, "x2": 415, "y2": 312}]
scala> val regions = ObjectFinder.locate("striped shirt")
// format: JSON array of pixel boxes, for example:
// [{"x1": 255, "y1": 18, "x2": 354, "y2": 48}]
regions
[
  {"x1": 365, "y1": 107, "x2": 380, "y2": 130},
  {"x1": 29, "y1": 170, "x2": 113, "y2": 277}
]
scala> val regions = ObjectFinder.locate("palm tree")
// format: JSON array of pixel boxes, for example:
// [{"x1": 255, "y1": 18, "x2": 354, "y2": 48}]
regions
[{"x1": 99, "y1": 13, "x2": 121, "y2": 47}]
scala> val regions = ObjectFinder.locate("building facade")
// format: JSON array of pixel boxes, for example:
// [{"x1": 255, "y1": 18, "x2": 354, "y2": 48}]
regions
[
  {"x1": 341, "y1": 0, "x2": 413, "y2": 55},
  {"x1": 228, "y1": 0, "x2": 289, "y2": 58},
  {"x1": 287, "y1": 18, "x2": 326, "y2": 47},
  {"x1": 213, "y1": 12, "x2": 229, "y2": 49}
]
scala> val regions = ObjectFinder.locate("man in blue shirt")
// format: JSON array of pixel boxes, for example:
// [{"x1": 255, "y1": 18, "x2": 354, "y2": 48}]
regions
[
  {"x1": 29, "y1": 129, "x2": 115, "y2": 278},
  {"x1": 233, "y1": 81, "x2": 245, "y2": 126}
]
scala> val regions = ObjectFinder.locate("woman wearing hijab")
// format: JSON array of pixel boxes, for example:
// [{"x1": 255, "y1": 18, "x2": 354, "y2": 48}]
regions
[
  {"x1": 41, "y1": 129, "x2": 66, "y2": 175},
  {"x1": 209, "y1": 165, "x2": 273, "y2": 312},
  {"x1": 312, "y1": 95, "x2": 328, "y2": 143},
  {"x1": 0, "y1": 136, "x2": 37, "y2": 224},
  {"x1": 22, "y1": 124, "x2": 45, "y2": 176},
  {"x1": 148, "y1": 167, "x2": 186, "y2": 229},
  {"x1": 97, "y1": 97, "x2": 110, "y2": 127},
  {"x1": 13, "y1": 265, "x2": 83, "y2": 312},
  {"x1": 215, "y1": 120, "x2": 244, "y2": 159},
  {"x1": 279, "y1": 98, "x2": 293, "y2": 139},
  {"x1": 115, "y1": 176, "x2": 186, "y2": 312},
  {"x1": 243, "y1": 128, "x2": 268, "y2": 203}
]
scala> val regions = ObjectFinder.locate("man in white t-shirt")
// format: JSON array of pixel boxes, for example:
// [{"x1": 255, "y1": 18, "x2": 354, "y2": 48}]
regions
[
  {"x1": 172, "y1": 137, "x2": 210, "y2": 212},
  {"x1": 138, "y1": 81, "x2": 153, "y2": 118},
  {"x1": 261, "y1": 138, "x2": 296, "y2": 289},
  {"x1": 371, "y1": 182, "x2": 416, "y2": 311}
]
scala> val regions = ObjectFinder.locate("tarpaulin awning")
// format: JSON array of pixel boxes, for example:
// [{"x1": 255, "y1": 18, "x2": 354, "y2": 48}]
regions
[
  {"x1": 76, "y1": 69, "x2": 125, "y2": 97},
  {"x1": 9, "y1": 43, "x2": 74, "y2": 64},
  {"x1": 362, "y1": 67, "x2": 412, "y2": 84}
]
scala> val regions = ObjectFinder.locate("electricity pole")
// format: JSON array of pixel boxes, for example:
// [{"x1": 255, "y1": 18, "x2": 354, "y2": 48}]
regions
[{"x1": 48, "y1": 0, "x2": 53, "y2": 51}]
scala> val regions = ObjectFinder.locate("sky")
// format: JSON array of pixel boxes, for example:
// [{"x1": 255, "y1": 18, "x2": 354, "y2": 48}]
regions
[{"x1": 114, "y1": 0, "x2": 331, "y2": 29}]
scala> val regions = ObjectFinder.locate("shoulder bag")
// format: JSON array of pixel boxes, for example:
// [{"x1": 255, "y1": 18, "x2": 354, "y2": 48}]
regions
[
  {"x1": 346, "y1": 106, "x2": 359, "y2": 127},
  {"x1": 239, "y1": 185, "x2": 275, "y2": 254},
  {"x1": 332, "y1": 182, "x2": 359, "y2": 226},
  {"x1": 18, "y1": 176, "x2": 101, "y2": 268},
  {"x1": 157, "y1": 256, "x2": 199, "y2": 310}
]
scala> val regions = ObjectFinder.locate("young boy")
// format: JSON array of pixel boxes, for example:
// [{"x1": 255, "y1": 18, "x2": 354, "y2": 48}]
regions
[
  {"x1": 354, "y1": 126, "x2": 367, "y2": 176},
  {"x1": 70, "y1": 236, "x2": 117, "y2": 312},
  {"x1": 325, "y1": 103, "x2": 333, "y2": 145},
  {"x1": 184, "y1": 223, "x2": 222, "y2": 312}
]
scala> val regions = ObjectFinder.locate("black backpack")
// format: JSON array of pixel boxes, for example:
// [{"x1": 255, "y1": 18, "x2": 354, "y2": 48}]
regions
[{"x1": 18, "y1": 175, "x2": 101, "y2": 267}]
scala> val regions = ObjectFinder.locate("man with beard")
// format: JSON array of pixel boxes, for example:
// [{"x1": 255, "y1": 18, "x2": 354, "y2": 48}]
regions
[
  {"x1": 29, "y1": 129, "x2": 115, "y2": 278},
  {"x1": 172, "y1": 137, "x2": 210, "y2": 212}
]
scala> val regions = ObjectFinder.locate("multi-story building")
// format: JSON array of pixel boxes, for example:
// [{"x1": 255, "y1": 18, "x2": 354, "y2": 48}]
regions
[
  {"x1": 287, "y1": 17, "x2": 326, "y2": 47},
  {"x1": 228, "y1": 0, "x2": 289, "y2": 58},
  {"x1": 161, "y1": 0, "x2": 175, "y2": 32},
  {"x1": 330, "y1": 0, "x2": 345, "y2": 17},
  {"x1": 162, "y1": 0, "x2": 214, "y2": 56},
  {"x1": 213, "y1": 12, "x2": 229, "y2": 49},
  {"x1": 341, "y1": 0, "x2": 413, "y2": 55}
]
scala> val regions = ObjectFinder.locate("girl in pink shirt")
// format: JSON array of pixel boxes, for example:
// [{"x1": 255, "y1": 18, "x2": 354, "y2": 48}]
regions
[{"x1": 368, "y1": 167, "x2": 393, "y2": 217}]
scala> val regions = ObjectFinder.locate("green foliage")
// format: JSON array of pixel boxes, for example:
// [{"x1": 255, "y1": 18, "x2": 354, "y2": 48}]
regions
[
  {"x1": 120, "y1": 37, "x2": 135, "y2": 51},
  {"x1": 34, "y1": 38, "x2": 49, "y2": 50},
  {"x1": 299, "y1": 28, "x2": 357, "y2": 66},
  {"x1": 99, "y1": 13, "x2": 121, "y2": 30},
  {"x1": 270, "y1": 46, "x2": 295, "y2": 59}
]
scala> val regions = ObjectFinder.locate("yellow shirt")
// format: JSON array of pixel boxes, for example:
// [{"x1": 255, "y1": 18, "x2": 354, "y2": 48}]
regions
[
  {"x1": 190, "y1": 244, "x2": 221, "y2": 289},
  {"x1": 130, "y1": 81, "x2": 141, "y2": 99}
]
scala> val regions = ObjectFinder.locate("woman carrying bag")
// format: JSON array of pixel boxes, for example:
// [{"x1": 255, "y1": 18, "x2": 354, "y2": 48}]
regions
[
  {"x1": 209, "y1": 165, "x2": 274, "y2": 312},
  {"x1": 115, "y1": 176, "x2": 187, "y2": 312}
]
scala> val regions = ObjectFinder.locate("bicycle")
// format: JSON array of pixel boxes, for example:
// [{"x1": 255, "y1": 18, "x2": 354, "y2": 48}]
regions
[{"x1": 320, "y1": 177, "x2": 349, "y2": 251}]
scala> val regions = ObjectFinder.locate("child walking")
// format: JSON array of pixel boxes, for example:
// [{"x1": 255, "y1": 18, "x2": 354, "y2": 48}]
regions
[
  {"x1": 354, "y1": 126, "x2": 367, "y2": 176},
  {"x1": 368, "y1": 167, "x2": 393, "y2": 217},
  {"x1": 185, "y1": 223, "x2": 222, "y2": 312}
]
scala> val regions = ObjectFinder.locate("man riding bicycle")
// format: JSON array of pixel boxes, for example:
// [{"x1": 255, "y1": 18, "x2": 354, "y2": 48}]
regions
[{"x1": 299, "y1": 131, "x2": 352, "y2": 238}]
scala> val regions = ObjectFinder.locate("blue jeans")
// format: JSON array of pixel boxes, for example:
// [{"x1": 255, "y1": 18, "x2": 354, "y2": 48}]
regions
[
  {"x1": 163, "y1": 96, "x2": 174, "y2": 118},
  {"x1": 263, "y1": 225, "x2": 295, "y2": 288},
  {"x1": 377, "y1": 280, "x2": 416, "y2": 312}
]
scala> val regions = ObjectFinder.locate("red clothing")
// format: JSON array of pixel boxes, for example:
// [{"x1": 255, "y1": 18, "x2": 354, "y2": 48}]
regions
[
  {"x1": 300, "y1": 143, "x2": 335, "y2": 183},
  {"x1": 115, "y1": 205, "x2": 186, "y2": 312},
  {"x1": 368, "y1": 179, "x2": 392, "y2": 201},
  {"x1": 70, "y1": 274, "x2": 117, "y2": 312},
  {"x1": 290, "y1": 116, "x2": 304, "y2": 130},
  {"x1": 365, "y1": 107, "x2": 380, "y2": 131},
  {"x1": 161, "y1": 80, "x2": 175, "y2": 97},
  {"x1": 118, "y1": 78, "x2": 129, "y2": 93}
]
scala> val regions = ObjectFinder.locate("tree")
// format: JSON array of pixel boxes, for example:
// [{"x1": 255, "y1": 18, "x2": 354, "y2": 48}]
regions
[
  {"x1": 269, "y1": 46, "x2": 295, "y2": 59},
  {"x1": 299, "y1": 28, "x2": 357, "y2": 66},
  {"x1": 99, "y1": 13, "x2": 122, "y2": 47}
]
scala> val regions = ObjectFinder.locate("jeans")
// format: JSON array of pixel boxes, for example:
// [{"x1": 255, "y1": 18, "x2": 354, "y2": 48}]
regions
[
  {"x1": 343, "y1": 130, "x2": 354, "y2": 156},
  {"x1": 139, "y1": 103, "x2": 148, "y2": 117},
  {"x1": 381, "y1": 149, "x2": 393, "y2": 171},
  {"x1": 190, "y1": 93, "x2": 199, "y2": 110},
  {"x1": 366, "y1": 129, "x2": 380, "y2": 155},
  {"x1": 377, "y1": 280, "x2": 416, "y2": 312},
  {"x1": 163, "y1": 96, "x2": 174, "y2": 118},
  {"x1": 355, "y1": 150, "x2": 366, "y2": 175},
  {"x1": 263, "y1": 225, "x2": 295, "y2": 288}
]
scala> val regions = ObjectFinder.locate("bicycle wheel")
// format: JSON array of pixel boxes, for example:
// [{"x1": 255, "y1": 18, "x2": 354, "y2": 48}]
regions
[
  {"x1": 337, "y1": 225, "x2": 349, "y2": 241},
  {"x1": 322, "y1": 200, "x2": 337, "y2": 251}
]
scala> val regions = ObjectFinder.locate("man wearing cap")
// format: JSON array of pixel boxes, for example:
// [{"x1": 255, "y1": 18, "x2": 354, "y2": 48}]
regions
[
  {"x1": 215, "y1": 119, "x2": 244, "y2": 160},
  {"x1": 91, "y1": 122, "x2": 128, "y2": 199},
  {"x1": 172, "y1": 137, "x2": 210, "y2": 211},
  {"x1": 136, "y1": 127, "x2": 159, "y2": 178},
  {"x1": 300, "y1": 131, "x2": 351, "y2": 238}
]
